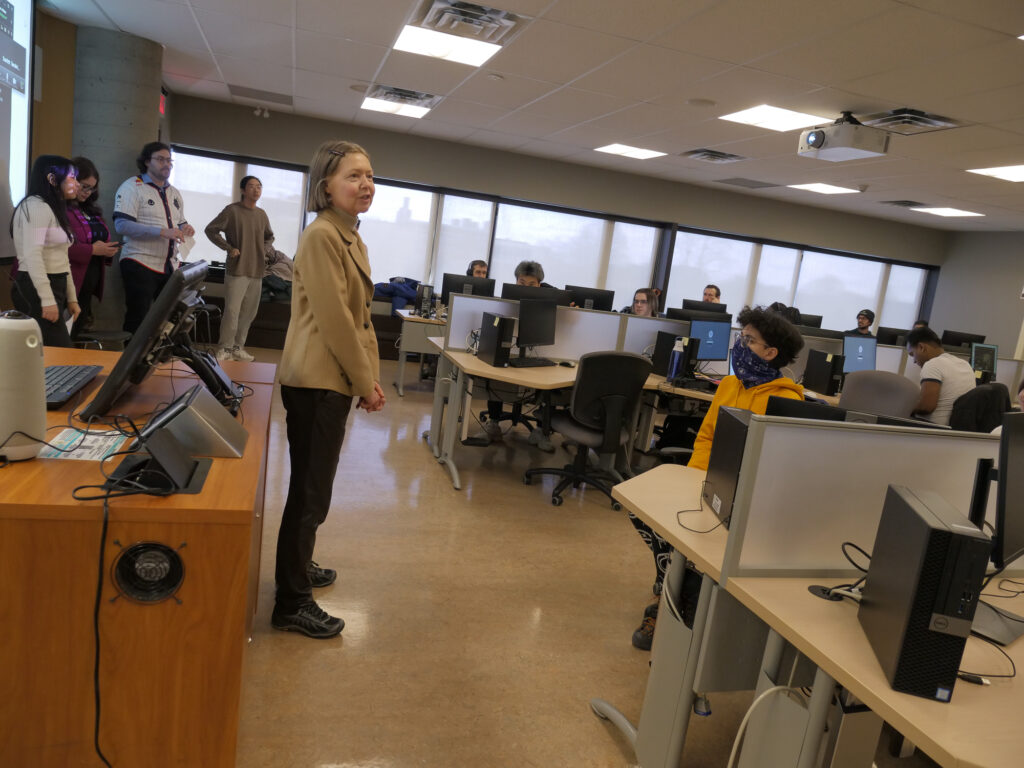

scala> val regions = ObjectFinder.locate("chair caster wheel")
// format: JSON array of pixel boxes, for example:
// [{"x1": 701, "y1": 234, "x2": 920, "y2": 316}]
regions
[
  {"x1": 611, "y1": 501, "x2": 622, "y2": 511},
  {"x1": 523, "y1": 475, "x2": 532, "y2": 485},
  {"x1": 551, "y1": 496, "x2": 563, "y2": 506}
]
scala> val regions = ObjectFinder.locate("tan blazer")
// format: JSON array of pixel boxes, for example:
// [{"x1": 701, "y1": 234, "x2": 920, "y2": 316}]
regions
[{"x1": 279, "y1": 207, "x2": 380, "y2": 398}]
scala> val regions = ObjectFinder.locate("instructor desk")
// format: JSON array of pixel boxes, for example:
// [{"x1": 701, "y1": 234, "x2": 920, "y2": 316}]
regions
[{"x1": 0, "y1": 347, "x2": 273, "y2": 768}]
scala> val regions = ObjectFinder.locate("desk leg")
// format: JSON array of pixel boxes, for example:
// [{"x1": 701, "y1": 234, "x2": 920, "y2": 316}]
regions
[
  {"x1": 591, "y1": 554, "x2": 714, "y2": 768},
  {"x1": 395, "y1": 332, "x2": 408, "y2": 396},
  {"x1": 797, "y1": 666, "x2": 835, "y2": 768},
  {"x1": 437, "y1": 365, "x2": 465, "y2": 489},
  {"x1": 635, "y1": 391, "x2": 656, "y2": 453},
  {"x1": 424, "y1": 354, "x2": 451, "y2": 457}
]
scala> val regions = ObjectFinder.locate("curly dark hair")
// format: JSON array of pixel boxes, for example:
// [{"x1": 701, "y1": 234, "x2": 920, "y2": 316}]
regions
[
  {"x1": 70, "y1": 156, "x2": 103, "y2": 218},
  {"x1": 136, "y1": 141, "x2": 171, "y2": 174},
  {"x1": 737, "y1": 305, "x2": 804, "y2": 369}
]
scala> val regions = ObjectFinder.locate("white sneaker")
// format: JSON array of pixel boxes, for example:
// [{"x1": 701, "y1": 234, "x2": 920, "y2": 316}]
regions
[
  {"x1": 232, "y1": 347, "x2": 255, "y2": 362},
  {"x1": 216, "y1": 347, "x2": 234, "y2": 361},
  {"x1": 483, "y1": 419, "x2": 503, "y2": 439}
]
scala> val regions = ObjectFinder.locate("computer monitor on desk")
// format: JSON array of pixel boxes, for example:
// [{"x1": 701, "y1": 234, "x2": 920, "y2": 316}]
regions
[
  {"x1": 440, "y1": 273, "x2": 495, "y2": 307},
  {"x1": 971, "y1": 342, "x2": 997, "y2": 383},
  {"x1": 875, "y1": 326, "x2": 908, "y2": 346},
  {"x1": 690, "y1": 319, "x2": 731, "y2": 361},
  {"x1": 500, "y1": 282, "x2": 572, "y2": 306},
  {"x1": 666, "y1": 307, "x2": 733, "y2": 324},
  {"x1": 682, "y1": 299, "x2": 728, "y2": 314},
  {"x1": 565, "y1": 285, "x2": 614, "y2": 311},
  {"x1": 941, "y1": 329, "x2": 985, "y2": 349},
  {"x1": 842, "y1": 336, "x2": 877, "y2": 374},
  {"x1": 797, "y1": 313, "x2": 823, "y2": 328},
  {"x1": 512, "y1": 298, "x2": 557, "y2": 366}
]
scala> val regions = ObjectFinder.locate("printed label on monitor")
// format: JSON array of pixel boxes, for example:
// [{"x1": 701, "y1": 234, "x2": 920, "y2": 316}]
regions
[{"x1": 711, "y1": 494, "x2": 721, "y2": 515}]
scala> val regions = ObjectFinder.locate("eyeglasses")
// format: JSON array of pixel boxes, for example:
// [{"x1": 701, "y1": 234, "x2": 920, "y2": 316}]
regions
[
  {"x1": 738, "y1": 334, "x2": 769, "y2": 349},
  {"x1": 151, "y1": 155, "x2": 173, "y2": 164},
  {"x1": 79, "y1": 184, "x2": 96, "y2": 194}
]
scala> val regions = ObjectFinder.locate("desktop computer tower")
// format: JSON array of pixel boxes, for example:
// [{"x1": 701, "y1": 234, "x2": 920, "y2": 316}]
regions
[
  {"x1": 478, "y1": 312, "x2": 514, "y2": 368},
  {"x1": 702, "y1": 407, "x2": 752, "y2": 529},
  {"x1": 802, "y1": 348, "x2": 844, "y2": 396},
  {"x1": 858, "y1": 485, "x2": 991, "y2": 702}
]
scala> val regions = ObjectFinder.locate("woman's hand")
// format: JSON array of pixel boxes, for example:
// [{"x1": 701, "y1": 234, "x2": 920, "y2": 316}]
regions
[
  {"x1": 359, "y1": 382, "x2": 387, "y2": 412},
  {"x1": 92, "y1": 240, "x2": 120, "y2": 257},
  {"x1": 41, "y1": 304, "x2": 59, "y2": 323},
  {"x1": 67, "y1": 301, "x2": 82, "y2": 321}
]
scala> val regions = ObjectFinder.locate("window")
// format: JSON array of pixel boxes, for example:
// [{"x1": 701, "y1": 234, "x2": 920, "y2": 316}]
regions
[
  {"x1": 879, "y1": 265, "x2": 928, "y2": 329},
  {"x1": 357, "y1": 183, "x2": 436, "y2": 283},
  {"x1": 665, "y1": 232, "x2": 754, "y2": 312},
  {"x1": 605, "y1": 222, "x2": 658, "y2": 310},
  {"x1": 491, "y1": 204, "x2": 604, "y2": 289},
  {"x1": 792, "y1": 251, "x2": 884, "y2": 331},
  {"x1": 432, "y1": 195, "x2": 493, "y2": 285},
  {"x1": 169, "y1": 154, "x2": 236, "y2": 265},
  {"x1": 751, "y1": 245, "x2": 798, "y2": 309}
]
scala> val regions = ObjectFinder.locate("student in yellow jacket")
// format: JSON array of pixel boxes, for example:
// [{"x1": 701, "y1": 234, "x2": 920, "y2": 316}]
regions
[
  {"x1": 630, "y1": 305, "x2": 804, "y2": 649},
  {"x1": 273, "y1": 140, "x2": 385, "y2": 640}
]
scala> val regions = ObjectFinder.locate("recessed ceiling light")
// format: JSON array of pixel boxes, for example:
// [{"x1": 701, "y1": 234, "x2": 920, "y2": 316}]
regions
[
  {"x1": 394, "y1": 25, "x2": 501, "y2": 66},
  {"x1": 787, "y1": 183, "x2": 860, "y2": 195},
  {"x1": 910, "y1": 207, "x2": 984, "y2": 217},
  {"x1": 361, "y1": 97, "x2": 430, "y2": 119},
  {"x1": 967, "y1": 165, "x2": 1024, "y2": 182},
  {"x1": 595, "y1": 144, "x2": 667, "y2": 160},
  {"x1": 719, "y1": 104, "x2": 832, "y2": 132}
]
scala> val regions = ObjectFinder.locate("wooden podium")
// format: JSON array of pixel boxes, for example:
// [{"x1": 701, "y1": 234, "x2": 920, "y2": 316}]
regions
[{"x1": 0, "y1": 348, "x2": 273, "y2": 767}]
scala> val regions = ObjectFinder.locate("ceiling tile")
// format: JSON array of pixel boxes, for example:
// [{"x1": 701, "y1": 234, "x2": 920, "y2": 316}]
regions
[
  {"x1": 543, "y1": 0, "x2": 714, "y2": 42},
  {"x1": 895, "y1": 0, "x2": 1024, "y2": 33},
  {"x1": 293, "y1": 69, "x2": 366, "y2": 104},
  {"x1": 518, "y1": 87, "x2": 634, "y2": 123},
  {"x1": 216, "y1": 56, "x2": 294, "y2": 95},
  {"x1": 162, "y1": 47, "x2": 222, "y2": 81},
  {"x1": 450, "y1": 71, "x2": 558, "y2": 110},
  {"x1": 195, "y1": 10, "x2": 293, "y2": 68},
  {"x1": 189, "y1": 0, "x2": 292, "y2": 26},
  {"x1": 572, "y1": 45, "x2": 731, "y2": 102},
  {"x1": 375, "y1": 50, "x2": 477, "y2": 96},
  {"x1": 295, "y1": 0, "x2": 412, "y2": 44},
  {"x1": 427, "y1": 98, "x2": 510, "y2": 129},
  {"x1": 295, "y1": 31, "x2": 389, "y2": 81}
]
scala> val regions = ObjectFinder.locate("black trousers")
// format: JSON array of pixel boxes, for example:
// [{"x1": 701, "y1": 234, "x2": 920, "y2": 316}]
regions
[
  {"x1": 12, "y1": 271, "x2": 72, "y2": 347},
  {"x1": 120, "y1": 258, "x2": 171, "y2": 334},
  {"x1": 275, "y1": 385, "x2": 353, "y2": 611},
  {"x1": 71, "y1": 257, "x2": 103, "y2": 339}
]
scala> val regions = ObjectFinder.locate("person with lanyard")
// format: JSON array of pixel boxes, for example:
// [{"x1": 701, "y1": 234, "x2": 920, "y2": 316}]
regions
[
  {"x1": 627, "y1": 305, "x2": 805, "y2": 650},
  {"x1": 113, "y1": 142, "x2": 194, "y2": 334}
]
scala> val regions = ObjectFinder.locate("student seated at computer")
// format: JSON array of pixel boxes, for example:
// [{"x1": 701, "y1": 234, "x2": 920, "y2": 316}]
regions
[
  {"x1": 905, "y1": 326, "x2": 977, "y2": 426},
  {"x1": 479, "y1": 260, "x2": 555, "y2": 451},
  {"x1": 703, "y1": 284, "x2": 721, "y2": 304},
  {"x1": 620, "y1": 287, "x2": 658, "y2": 316},
  {"x1": 846, "y1": 308, "x2": 875, "y2": 337},
  {"x1": 628, "y1": 305, "x2": 805, "y2": 649},
  {"x1": 467, "y1": 259, "x2": 487, "y2": 278}
]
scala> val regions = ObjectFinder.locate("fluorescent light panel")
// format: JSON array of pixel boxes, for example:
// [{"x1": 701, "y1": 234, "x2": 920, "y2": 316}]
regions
[
  {"x1": 394, "y1": 25, "x2": 501, "y2": 66},
  {"x1": 788, "y1": 183, "x2": 859, "y2": 195},
  {"x1": 719, "y1": 104, "x2": 831, "y2": 132},
  {"x1": 360, "y1": 97, "x2": 430, "y2": 119},
  {"x1": 910, "y1": 207, "x2": 984, "y2": 217},
  {"x1": 595, "y1": 143, "x2": 666, "y2": 160},
  {"x1": 967, "y1": 165, "x2": 1024, "y2": 182}
]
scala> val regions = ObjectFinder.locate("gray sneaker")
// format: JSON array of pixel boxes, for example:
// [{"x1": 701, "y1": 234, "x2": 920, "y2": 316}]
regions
[
  {"x1": 272, "y1": 601, "x2": 344, "y2": 638},
  {"x1": 483, "y1": 419, "x2": 503, "y2": 439},
  {"x1": 232, "y1": 347, "x2": 255, "y2": 362},
  {"x1": 528, "y1": 429, "x2": 555, "y2": 452}
]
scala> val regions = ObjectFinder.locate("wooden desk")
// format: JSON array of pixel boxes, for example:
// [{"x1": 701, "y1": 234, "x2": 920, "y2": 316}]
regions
[
  {"x1": 394, "y1": 309, "x2": 445, "y2": 396},
  {"x1": 728, "y1": 577, "x2": 1024, "y2": 768},
  {"x1": 0, "y1": 348, "x2": 272, "y2": 767},
  {"x1": 430, "y1": 347, "x2": 577, "y2": 489}
]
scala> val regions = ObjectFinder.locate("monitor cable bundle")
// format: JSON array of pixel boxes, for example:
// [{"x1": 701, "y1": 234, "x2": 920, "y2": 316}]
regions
[{"x1": 676, "y1": 480, "x2": 725, "y2": 534}]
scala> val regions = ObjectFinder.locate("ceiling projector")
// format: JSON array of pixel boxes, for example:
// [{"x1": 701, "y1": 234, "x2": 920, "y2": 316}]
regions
[{"x1": 798, "y1": 116, "x2": 889, "y2": 162}]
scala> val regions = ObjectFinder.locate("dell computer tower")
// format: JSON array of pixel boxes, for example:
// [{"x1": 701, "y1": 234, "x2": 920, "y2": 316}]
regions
[
  {"x1": 478, "y1": 312, "x2": 515, "y2": 368},
  {"x1": 858, "y1": 485, "x2": 991, "y2": 702},
  {"x1": 702, "y1": 407, "x2": 753, "y2": 529}
]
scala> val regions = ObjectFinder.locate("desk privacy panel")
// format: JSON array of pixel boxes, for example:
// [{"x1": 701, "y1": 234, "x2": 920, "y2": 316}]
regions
[{"x1": 722, "y1": 417, "x2": 999, "y2": 579}]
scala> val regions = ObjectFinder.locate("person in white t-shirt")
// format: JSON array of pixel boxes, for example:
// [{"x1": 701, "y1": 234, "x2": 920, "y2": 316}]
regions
[{"x1": 906, "y1": 327, "x2": 978, "y2": 425}]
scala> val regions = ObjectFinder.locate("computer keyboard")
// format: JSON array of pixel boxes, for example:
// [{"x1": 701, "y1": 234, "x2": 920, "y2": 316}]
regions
[
  {"x1": 508, "y1": 357, "x2": 556, "y2": 368},
  {"x1": 45, "y1": 364, "x2": 102, "y2": 409}
]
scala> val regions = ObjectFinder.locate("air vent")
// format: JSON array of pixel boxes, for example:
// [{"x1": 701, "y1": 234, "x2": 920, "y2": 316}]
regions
[
  {"x1": 880, "y1": 200, "x2": 929, "y2": 208},
  {"x1": 862, "y1": 108, "x2": 961, "y2": 135},
  {"x1": 416, "y1": 1, "x2": 527, "y2": 44},
  {"x1": 682, "y1": 148, "x2": 746, "y2": 164},
  {"x1": 227, "y1": 84, "x2": 293, "y2": 106},
  {"x1": 715, "y1": 177, "x2": 779, "y2": 189},
  {"x1": 366, "y1": 85, "x2": 442, "y2": 109}
]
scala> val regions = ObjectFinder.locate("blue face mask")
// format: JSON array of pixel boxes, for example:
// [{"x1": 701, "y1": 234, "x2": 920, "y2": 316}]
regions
[{"x1": 731, "y1": 336, "x2": 781, "y2": 388}]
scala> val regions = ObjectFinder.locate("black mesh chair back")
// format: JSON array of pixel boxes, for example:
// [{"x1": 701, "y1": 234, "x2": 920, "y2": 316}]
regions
[
  {"x1": 949, "y1": 382, "x2": 1011, "y2": 432},
  {"x1": 569, "y1": 351, "x2": 654, "y2": 453}
]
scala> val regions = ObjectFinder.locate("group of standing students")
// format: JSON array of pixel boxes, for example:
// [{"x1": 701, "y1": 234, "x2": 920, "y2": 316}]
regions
[{"x1": 9, "y1": 154, "x2": 118, "y2": 346}]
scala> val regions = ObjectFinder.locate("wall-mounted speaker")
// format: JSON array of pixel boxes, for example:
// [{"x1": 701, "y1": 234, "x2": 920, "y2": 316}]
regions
[{"x1": 0, "y1": 311, "x2": 45, "y2": 461}]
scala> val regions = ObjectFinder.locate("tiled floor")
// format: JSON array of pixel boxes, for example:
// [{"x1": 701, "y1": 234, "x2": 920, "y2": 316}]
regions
[{"x1": 235, "y1": 352, "x2": 937, "y2": 768}]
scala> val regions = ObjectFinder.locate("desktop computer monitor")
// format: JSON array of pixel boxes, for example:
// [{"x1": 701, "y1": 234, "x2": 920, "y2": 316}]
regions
[
  {"x1": 514, "y1": 298, "x2": 557, "y2": 362},
  {"x1": 842, "y1": 336, "x2": 877, "y2": 374},
  {"x1": 565, "y1": 285, "x2": 614, "y2": 312},
  {"x1": 79, "y1": 261, "x2": 242, "y2": 419},
  {"x1": 802, "y1": 348, "x2": 844, "y2": 396},
  {"x1": 689, "y1": 319, "x2": 731, "y2": 361},
  {"x1": 970, "y1": 343, "x2": 997, "y2": 377},
  {"x1": 682, "y1": 299, "x2": 727, "y2": 314},
  {"x1": 500, "y1": 282, "x2": 572, "y2": 306},
  {"x1": 941, "y1": 329, "x2": 985, "y2": 349},
  {"x1": 798, "y1": 313, "x2": 823, "y2": 328},
  {"x1": 765, "y1": 395, "x2": 846, "y2": 421},
  {"x1": 666, "y1": 308, "x2": 733, "y2": 325},
  {"x1": 875, "y1": 326, "x2": 907, "y2": 346},
  {"x1": 440, "y1": 273, "x2": 495, "y2": 307}
]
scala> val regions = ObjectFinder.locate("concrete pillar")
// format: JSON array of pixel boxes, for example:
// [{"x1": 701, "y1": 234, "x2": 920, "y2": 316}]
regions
[{"x1": 72, "y1": 27, "x2": 163, "y2": 332}]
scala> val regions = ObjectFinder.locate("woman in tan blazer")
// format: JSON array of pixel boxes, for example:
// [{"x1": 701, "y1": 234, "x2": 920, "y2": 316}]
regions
[{"x1": 273, "y1": 140, "x2": 385, "y2": 639}]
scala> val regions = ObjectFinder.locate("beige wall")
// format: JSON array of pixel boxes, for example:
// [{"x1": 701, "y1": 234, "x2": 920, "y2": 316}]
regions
[
  {"x1": 169, "y1": 95, "x2": 950, "y2": 268},
  {"x1": 31, "y1": 11, "x2": 76, "y2": 158}
]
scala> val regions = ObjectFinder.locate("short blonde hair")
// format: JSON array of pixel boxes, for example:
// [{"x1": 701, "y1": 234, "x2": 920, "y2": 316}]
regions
[{"x1": 306, "y1": 140, "x2": 370, "y2": 213}]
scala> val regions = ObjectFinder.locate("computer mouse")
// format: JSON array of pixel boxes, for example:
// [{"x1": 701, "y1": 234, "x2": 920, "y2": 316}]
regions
[{"x1": 559, "y1": 360, "x2": 576, "y2": 368}]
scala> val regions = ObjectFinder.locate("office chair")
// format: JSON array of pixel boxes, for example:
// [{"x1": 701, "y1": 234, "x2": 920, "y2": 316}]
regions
[
  {"x1": 838, "y1": 370, "x2": 920, "y2": 419},
  {"x1": 523, "y1": 351, "x2": 652, "y2": 508},
  {"x1": 949, "y1": 383, "x2": 1011, "y2": 432}
]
